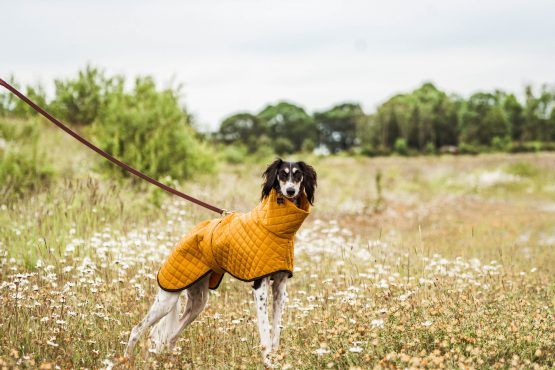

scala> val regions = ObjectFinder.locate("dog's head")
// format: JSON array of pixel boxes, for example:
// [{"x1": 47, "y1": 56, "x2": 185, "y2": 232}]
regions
[{"x1": 261, "y1": 158, "x2": 317, "y2": 204}]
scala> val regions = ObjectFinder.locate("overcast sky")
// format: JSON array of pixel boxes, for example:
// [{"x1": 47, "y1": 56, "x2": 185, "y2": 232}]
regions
[{"x1": 2, "y1": 0, "x2": 555, "y2": 130}]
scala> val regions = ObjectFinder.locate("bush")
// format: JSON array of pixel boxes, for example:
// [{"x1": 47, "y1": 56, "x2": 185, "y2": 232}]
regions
[
  {"x1": 458, "y1": 142, "x2": 481, "y2": 155},
  {"x1": 0, "y1": 77, "x2": 48, "y2": 119},
  {"x1": 273, "y1": 137, "x2": 295, "y2": 155},
  {"x1": 50, "y1": 65, "x2": 108, "y2": 125},
  {"x1": 301, "y1": 138, "x2": 316, "y2": 153},
  {"x1": 491, "y1": 136, "x2": 511, "y2": 151},
  {"x1": 360, "y1": 145, "x2": 391, "y2": 157},
  {"x1": 92, "y1": 77, "x2": 215, "y2": 180},
  {"x1": 0, "y1": 119, "x2": 54, "y2": 197},
  {"x1": 508, "y1": 142, "x2": 542, "y2": 153},
  {"x1": 424, "y1": 142, "x2": 436, "y2": 155},
  {"x1": 220, "y1": 144, "x2": 248, "y2": 164},
  {"x1": 394, "y1": 138, "x2": 409, "y2": 156}
]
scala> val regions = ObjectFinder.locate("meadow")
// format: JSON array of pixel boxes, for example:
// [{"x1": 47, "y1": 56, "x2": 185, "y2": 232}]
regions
[{"x1": 1, "y1": 119, "x2": 554, "y2": 369}]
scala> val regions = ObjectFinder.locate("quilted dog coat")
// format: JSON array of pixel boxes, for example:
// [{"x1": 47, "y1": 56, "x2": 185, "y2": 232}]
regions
[{"x1": 157, "y1": 189, "x2": 311, "y2": 291}]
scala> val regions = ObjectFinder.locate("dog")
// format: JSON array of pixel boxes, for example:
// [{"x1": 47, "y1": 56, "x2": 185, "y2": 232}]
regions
[{"x1": 124, "y1": 158, "x2": 317, "y2": 366}]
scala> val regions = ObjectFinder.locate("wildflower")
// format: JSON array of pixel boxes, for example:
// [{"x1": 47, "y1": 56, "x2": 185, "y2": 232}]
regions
[
  {"x1": 101, "y1": 359, "x2": 114, "y2": 370},
  {"x1": 314, "y1": 348, "x2": 330, "y2": 356},
  {"x1": 371, "y1": 319, "x2": 384, "y2": 328},
  {"x1": 349, "y1": 346, "x2": 363, "y2": 353},
  {"x1": 421, "y1": 320, "x2": 433, "y2": 327}
]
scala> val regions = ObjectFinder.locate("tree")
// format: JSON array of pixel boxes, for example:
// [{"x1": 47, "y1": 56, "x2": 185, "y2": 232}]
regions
[
  {"x1": 257, "y1": 101, "x2": 316, "y2": 153},
  {"x1": 218, "y1": 113, "x2": 268, "y2": 153},
  {"x1": 523, "y1": 85, "x2": 555, "y2": 141},
  {"x1": 314, "y1": 103, "x2": 365, "y2": 153},
  {"x1": 502, "y1": 93, "x2": 525, "y2": 141},
  {"x1": 459, "y1": 92, "x2": 510, "y2": 145},
  {"x1": 370, "y1": 83, "x2": 459, "y2": 151}
]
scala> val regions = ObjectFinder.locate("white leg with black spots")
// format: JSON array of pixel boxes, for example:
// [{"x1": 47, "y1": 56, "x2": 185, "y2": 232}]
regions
[
  {"x1": 271, "y1": 272, "x2": 288, "y2": 351},
  {"x1": 253, "y1": 277, "x2": 272, "y2": 366}
]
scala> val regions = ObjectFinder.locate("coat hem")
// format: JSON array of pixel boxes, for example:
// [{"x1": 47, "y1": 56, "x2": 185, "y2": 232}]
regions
[
  {"x1": 156, "y1": 268, "x2": 293, "y2": 292},
  {"x1": 157, "y1": 270, "x2": 212, "y2": 292},
  {"x1": 221, "y1": 268, "x2": 293, "y2": 283}
]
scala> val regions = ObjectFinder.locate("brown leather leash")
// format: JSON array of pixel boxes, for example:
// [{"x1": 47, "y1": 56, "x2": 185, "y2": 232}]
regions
[{"x1": 0, "y1": 77, "x2": 226, "y2": 215}]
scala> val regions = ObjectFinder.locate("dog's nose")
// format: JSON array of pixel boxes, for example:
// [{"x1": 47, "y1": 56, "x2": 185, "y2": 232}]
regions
[{"x1": 286, "y1": 188, "x2": 296, "y2": 196}]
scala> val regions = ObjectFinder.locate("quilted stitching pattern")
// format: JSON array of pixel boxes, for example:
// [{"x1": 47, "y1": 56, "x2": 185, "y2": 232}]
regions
[{"x1": 157, "y1": 189, "x2": 310, "y2": 291}]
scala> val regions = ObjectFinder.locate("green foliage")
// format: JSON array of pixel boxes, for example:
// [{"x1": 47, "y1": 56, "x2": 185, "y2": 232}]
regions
[
  {"x1": 93, "y1": 77, "x2": 215, "y2": 180},
  {"x1": 273, "y1": 137, "x2": 295, "y2": 155},
  {"x1": 4, "y1": 66, "x2": 555, "y2": 162},
  {"x1": 459, "y1": 92, "x2": 511, "y2": 145},
  {"x1": 523, "y1": 85, "x2": 555, "y2": 141},
  {"x1": 506, "y1": 162, "x2": 540, "y2": 178},
  {"x1": 301, "y1": 138, "x2": 315, "y2": 152},
  {"x1": 218, "y1": 113, "x2": 267, "y2": 153},
  {"x1": 0, "y1": 119, "x2": 54, "y2": 198},
  {"x1": 0, "y1": 77, "x2": 48, "y2": 119},
  {"x1": 458, "y1": 142, "x2": 481, "y2": 155},
  {"x1": 50, "y1": 65, "x2": 108, "y2": 125},
  {"x1": 503, "y1": 93, "x2": 525, "y2": 141},
  {"x1": 491, "y1": 136, "x2": 511, "y2": 151},
  {"x1": 257, "y1": 101, "x2": 316, "y2": 153},
  {"x1": 369, "y1": 83, "x2": 460, "y2": 152},
  {"x1": 394, "y1": 138, "x2": 409, "y2": 155},
  {"x1": 509, "y1": 141, "x2": 555, "y2": 153},
  {"x1": 220, "y1": 144, "x2": 249, "y2": 164},
  {"x1": 314, "y1": 103, "x2": 364, "y2": 153},
  {"x1": 424, "y1": 142, "x2": 436, "y2": 154}
]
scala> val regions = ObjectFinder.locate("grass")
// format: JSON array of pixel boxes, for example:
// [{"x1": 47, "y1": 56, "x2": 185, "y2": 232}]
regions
[{"x1": 1, "y1": 124, "x2": 554, "y2": 368}]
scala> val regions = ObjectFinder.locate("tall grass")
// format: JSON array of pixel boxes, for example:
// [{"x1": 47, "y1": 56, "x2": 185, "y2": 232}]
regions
[{"x1": 0, "y1": 121, "x2": 554, "y2": 368}]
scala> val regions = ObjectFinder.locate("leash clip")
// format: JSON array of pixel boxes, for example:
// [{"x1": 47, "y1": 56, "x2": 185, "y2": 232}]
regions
[{"x1": 220, "y1": 209, "x2": 234, "y2": 216}]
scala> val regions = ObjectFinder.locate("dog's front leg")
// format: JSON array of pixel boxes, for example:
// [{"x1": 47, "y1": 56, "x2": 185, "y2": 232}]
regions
[
  {"x1": 271, "y1": 272, "x2": 288, "y2": 351},
  {"x1": 253, "y1": 277, "x2": 272, "y2": 366}
]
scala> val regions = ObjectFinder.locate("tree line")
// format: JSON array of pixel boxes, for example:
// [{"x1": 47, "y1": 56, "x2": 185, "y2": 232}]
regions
[
  {"x1": 216, "y1": 82, "x2": 555, "y2": 155},
  {"x1": 2, "y1": 66, "x2": 554, "y2": 159}
]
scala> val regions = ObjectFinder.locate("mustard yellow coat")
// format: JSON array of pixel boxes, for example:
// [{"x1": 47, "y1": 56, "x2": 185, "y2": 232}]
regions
[{"x1": 157, "y1": 189, "x2": 311, "y2": 291}]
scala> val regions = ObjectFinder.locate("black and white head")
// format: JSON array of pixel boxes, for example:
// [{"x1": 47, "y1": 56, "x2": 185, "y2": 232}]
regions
[{"x1": 261, "y1": 158, "x2": 317, "y2": 205}]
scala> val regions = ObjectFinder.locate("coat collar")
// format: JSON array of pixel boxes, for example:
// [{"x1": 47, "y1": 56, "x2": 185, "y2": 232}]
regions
[{"x1": 254, "y1": 189, "x2": 310, "y2": 238}]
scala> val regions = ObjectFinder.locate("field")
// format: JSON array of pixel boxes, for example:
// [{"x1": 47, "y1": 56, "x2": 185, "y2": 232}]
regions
[{"x1": 1, "y1": 124, "x2": 554, "y2": 369}]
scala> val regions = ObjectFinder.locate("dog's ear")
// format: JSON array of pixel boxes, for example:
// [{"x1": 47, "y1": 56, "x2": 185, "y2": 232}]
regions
[
  {"x1": 298, "y1": 161, "x2": 317, "y2": 205},
  {"x1": 261, "y1": 158, "x2": 283, "y2": 201}
]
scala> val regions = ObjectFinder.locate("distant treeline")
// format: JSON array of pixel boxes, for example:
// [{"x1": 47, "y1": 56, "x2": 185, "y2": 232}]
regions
[
  {"x1": 217, "y1": 82, "x2": 555, "y2": 155},
  {"x1": 2, "y1": 66, "x2": 555, "y2": 160}
]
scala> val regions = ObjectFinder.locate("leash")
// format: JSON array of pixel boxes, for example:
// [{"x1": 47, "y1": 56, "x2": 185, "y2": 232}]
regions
[{"x1": 0, "y1": 77, "x2": 227, "y2": 215}]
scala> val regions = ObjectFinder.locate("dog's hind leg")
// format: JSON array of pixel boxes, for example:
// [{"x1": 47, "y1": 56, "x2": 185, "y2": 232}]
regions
[
  {"x1": 125, "y1": 288, "x2": 179, "y2": 359},
  {"x1": 151, "y1": 273, "x2": 211, "y2": 350},
  {"x1": 271, "y1": 271, "x2": 288, "y2": 351},
  {"x1": 253, "y1": 277, "x2": 272, "y2": 366},
  {"x1": 148, "y1": 293, "x2": 181, "y2": 353}
]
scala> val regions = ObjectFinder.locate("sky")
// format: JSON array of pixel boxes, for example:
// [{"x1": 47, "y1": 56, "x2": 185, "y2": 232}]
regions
[{"x1": 2, "y1": 0, "x2": 555, "y2": 131}]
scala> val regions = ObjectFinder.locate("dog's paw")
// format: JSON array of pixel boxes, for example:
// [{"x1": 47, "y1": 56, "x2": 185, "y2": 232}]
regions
[
  {"x1": 114, "y1": 355, "x2": 132, "y2": 369},
  {"x1": 263, "y1": 357, "x2": 275, "y2": 369}
]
